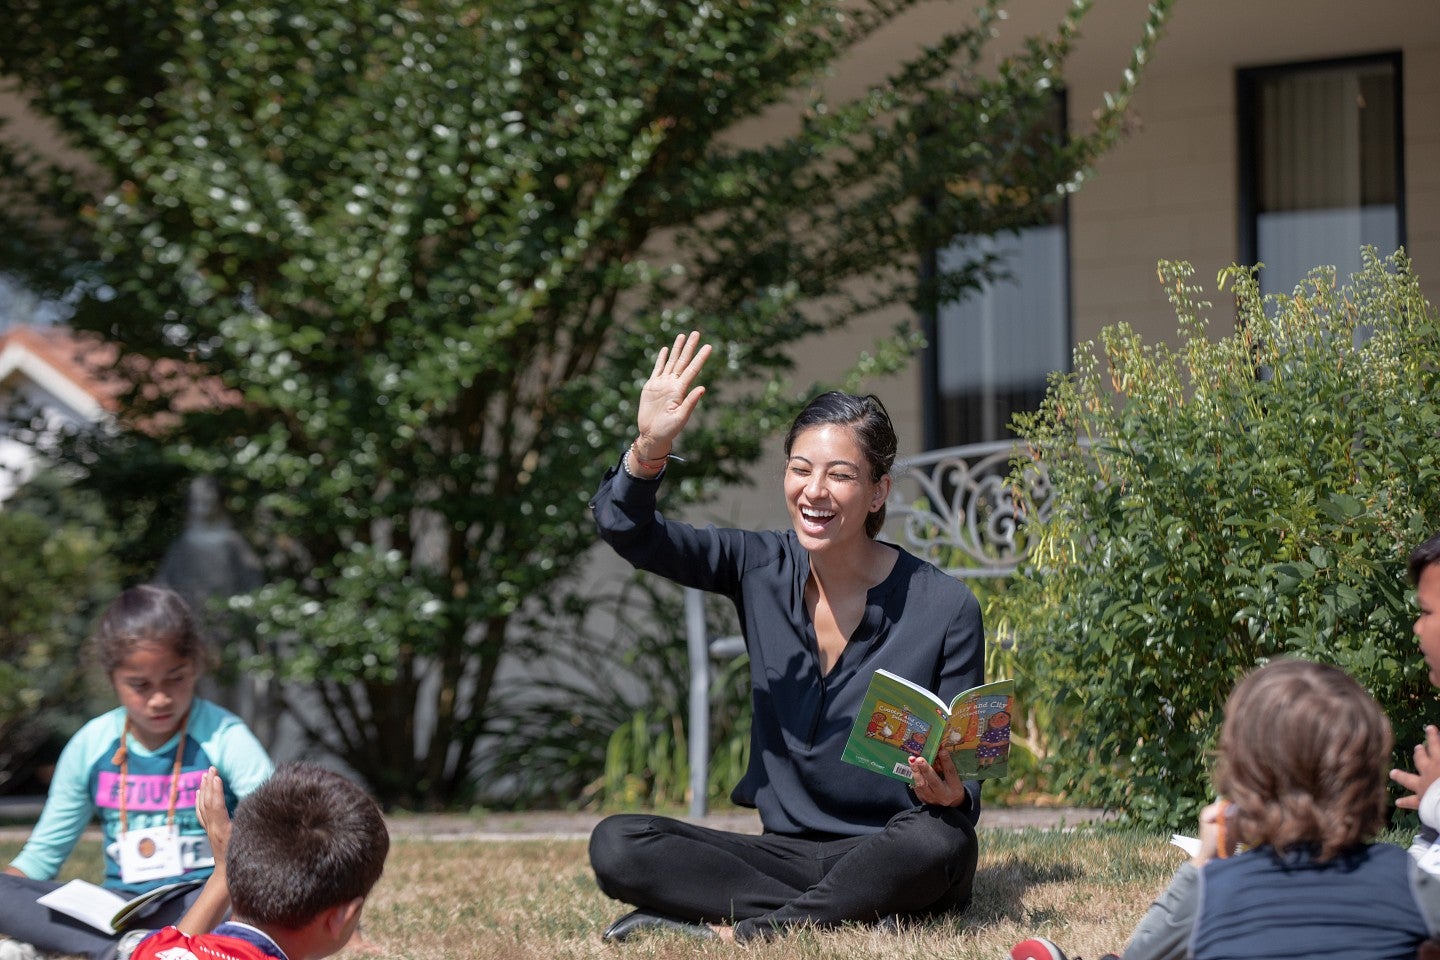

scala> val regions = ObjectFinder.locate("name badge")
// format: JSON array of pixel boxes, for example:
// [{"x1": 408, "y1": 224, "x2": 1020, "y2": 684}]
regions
[{"x1": 119, "y1": 824, "x2": 184, "y2": 884}]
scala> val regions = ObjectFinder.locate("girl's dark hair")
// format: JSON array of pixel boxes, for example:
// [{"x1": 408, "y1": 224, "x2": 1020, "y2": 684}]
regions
[
  {"x1": 92, "y1": 585, "x2": 208, "y2": 676},
  {"x1": 1214, "y1": 658, "x2": 1390, "y2": 861},
  {"x1": 783, "y1": 391, "x2": 898, "y2": 538}
]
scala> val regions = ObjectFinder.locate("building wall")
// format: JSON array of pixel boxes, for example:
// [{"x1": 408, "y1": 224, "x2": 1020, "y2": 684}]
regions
[
  {"x1": 3, "y1": 5, "x2": 1436, "y2": 531},
  {"x1": 699, "y1": 0, "x2": 1440, "y2": 534}
]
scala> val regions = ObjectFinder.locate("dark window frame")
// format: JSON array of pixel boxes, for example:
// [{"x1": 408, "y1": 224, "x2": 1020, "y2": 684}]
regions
[
  {"x1": 1236, "y1": 51, "x2": 1406, "y2": 269},
  {"x1": 919, "y1": 93, "x2": 1073, "y2": 451}
]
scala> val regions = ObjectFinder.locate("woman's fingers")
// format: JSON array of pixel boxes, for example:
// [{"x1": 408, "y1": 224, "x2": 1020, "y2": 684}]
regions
[
  {"x1": 638, "y1": 332, "x2": 710, "y2": 442},
  {"x1": 908, "y1": 755, "x2": 965, "y2": 807}
]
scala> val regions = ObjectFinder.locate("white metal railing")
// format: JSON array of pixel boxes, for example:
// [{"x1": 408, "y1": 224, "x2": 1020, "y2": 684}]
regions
[
  {"x1": 883, "y1": 440, "x2": 1055, "y2": 579},
  {"x1": 685, "y1": 441, "x2": 1057, "y2": 816}
]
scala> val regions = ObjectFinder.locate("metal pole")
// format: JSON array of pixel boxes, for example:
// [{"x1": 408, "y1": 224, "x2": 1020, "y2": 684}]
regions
[{"x1": 684, "y1": 586, "x2": 710, "y2": 818}]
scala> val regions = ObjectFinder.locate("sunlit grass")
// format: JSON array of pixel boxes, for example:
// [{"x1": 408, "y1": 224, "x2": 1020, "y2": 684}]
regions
[{"x1": 1, "y1": 827, "x2": 1180, "y2": 960}]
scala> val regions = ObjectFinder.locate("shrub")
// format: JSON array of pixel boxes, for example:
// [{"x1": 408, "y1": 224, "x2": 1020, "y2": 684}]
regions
[
  {"x1": 992, "y1": 251, "x2": 1440, "y2": 830},
  {"x1": 478, "y1": 575, "x2": 750, "y2": 811},
  {"x1": 0, "y1": 472, "x2": 119, "y2": 792}
]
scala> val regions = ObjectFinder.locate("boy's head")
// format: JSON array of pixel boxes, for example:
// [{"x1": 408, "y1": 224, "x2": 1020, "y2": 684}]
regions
[
  {"x1": 1411, "y1": 532, "x2": 1440, "y2": 687},
  {"x1": 1408, "y1": 531, "x2": 1440, "y2": 587},
  {"x1": 1215, "y1": 658, "x2": 1390, "y2": 861},
  {"x1": 227, "y1": 763, "x2": 389, "y2": 948}
]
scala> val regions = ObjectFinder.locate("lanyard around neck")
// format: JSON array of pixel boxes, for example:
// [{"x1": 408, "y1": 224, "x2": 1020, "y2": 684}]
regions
[{"x1": 110, "y1": 708, "x2": 191, "y2": 835}]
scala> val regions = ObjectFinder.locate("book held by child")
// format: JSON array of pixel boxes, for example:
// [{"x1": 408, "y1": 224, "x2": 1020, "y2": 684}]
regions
[
  {"x1": 840, "y1": 670, "x2": 1014, "y2": 783},
  {"x1": 36, "y1": 878, "x2": 202, "y2": 934}
]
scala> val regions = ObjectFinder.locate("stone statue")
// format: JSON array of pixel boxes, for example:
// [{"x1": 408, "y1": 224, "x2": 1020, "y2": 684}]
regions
[
  {"x1": 156, "y1": 476, "x2": 264, "y2": 609},
  {"x1": 155, "y1": 476, "x2": 272, "y2": 743}
]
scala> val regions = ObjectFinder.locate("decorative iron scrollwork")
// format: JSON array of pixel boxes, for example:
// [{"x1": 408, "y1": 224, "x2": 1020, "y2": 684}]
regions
[{"x1": 884, "y1": 441, "x2": 1056, "y2": 578}]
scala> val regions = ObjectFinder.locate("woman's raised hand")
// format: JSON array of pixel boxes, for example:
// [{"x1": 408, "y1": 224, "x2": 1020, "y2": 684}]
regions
[{"x1": 633, "y1": 331, "x2": 711, "y2": 470}]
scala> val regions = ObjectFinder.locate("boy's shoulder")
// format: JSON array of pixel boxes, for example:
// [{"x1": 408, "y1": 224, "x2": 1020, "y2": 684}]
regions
[{"x1": 137, "y1": 924, "x2": 283, "y2": 960}]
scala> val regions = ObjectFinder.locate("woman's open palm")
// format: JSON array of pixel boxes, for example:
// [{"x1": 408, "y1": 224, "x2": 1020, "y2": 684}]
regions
[{"x1": 636, "y1": 331, "x2": 711, "y2": 451}]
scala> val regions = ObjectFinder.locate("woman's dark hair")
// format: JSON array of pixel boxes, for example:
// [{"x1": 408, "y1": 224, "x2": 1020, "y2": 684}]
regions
[
  {"x1": 1214, "y1": 658, "x2": 1390, "y2": 861},
  {"x1": 92, "y1": 585, "x2": 209, "y2": 676},
  {"x1": 784, "y1": 391, "x2": 898, "y2": 538}
]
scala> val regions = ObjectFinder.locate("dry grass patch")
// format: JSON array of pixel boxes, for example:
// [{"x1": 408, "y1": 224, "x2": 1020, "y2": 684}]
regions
[{"x1": 1, "y1": 827, "x2": 1178, "y2": 960}]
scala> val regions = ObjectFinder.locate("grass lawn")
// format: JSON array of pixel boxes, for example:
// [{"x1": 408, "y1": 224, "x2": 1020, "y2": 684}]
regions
[{"x1": 1, "y1": 827, "x2": 1183, "y2": 960}]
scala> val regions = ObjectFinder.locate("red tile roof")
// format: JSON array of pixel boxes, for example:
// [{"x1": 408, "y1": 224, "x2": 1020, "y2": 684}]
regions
[{"x1": 0, "y1": 325, "x2": 241, "y2": 431}]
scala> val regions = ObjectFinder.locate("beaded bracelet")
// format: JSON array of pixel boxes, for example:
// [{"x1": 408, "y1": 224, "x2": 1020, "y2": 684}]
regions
[
  {"x1": 622, "y1": 441, "x2": 682, "y2": 479},
  {"x1": 630, "y1": 441, "x2": 671, "y2": 469}
]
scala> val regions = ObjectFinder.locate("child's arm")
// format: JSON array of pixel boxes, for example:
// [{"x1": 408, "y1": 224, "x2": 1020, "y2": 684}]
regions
[
  {"x1": 175, "y1": 767, "x2": 234, "y2": 935},
  {"x1": 1119, "y1": 863, "x2": 1200, "y2": 960}
]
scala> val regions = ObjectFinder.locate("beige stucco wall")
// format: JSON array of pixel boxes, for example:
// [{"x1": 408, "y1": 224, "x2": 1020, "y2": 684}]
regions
[
  {"x1": 702, "y1": 0, "x2": 1440, "y2": 533},
  {"x1": 4, "y1": 5, "x2": 1437, "y2": 531}
]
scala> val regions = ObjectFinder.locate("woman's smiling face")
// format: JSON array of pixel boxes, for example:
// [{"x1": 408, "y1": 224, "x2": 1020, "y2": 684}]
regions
[{"x1": 784, "y1": 423, "x2": 889, "y2": 554}]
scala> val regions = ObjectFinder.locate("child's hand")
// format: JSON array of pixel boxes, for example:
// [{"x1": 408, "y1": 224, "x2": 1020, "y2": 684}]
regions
[
  {"x1": 1391, "y1": 724, "x2": 1440, "y2": 810},
  {"x1": 1194, "y1": 800, "x2": 1236, "y2": 866},
  {"x1": 196, "y1": 767, "x2": 232, "y2": 858}
]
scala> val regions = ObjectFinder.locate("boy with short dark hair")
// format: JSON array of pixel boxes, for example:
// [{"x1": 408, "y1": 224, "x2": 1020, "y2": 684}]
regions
[{"x1": 129, "y1": 762, "x2": 389, "y2": 960}]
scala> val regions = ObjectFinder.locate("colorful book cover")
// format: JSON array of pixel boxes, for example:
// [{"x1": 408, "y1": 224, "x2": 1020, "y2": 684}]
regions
[{"x1": 840, "y1": 670, "x2": 1014, "y2": 784}]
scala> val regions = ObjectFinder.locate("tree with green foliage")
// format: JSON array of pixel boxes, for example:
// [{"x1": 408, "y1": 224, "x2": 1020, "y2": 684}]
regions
[
  {"x1": 0, "y1": 0, "x2": 1172, "y2": 805},
  {"x1": 0, "y1": 472, "x2": 119, "y2": 792},
  {"x1": 992, "y1": 251, "x2": 1440, "y2": 831}
]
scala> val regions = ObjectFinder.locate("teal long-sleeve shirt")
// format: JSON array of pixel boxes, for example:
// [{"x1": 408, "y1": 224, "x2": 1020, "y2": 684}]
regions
[{"x1": 9, "y1": 698, "x2": 273, "y2": 894}]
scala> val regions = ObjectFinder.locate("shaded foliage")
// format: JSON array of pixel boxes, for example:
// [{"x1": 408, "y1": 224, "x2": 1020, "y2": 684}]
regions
[
  {"x1": 993, "y1": 252, "x2": 1440, "y2": 830},
  {"x1": 0, "y1": 471, "x2": 119, "y2": 792},
  {"x1": 0, "y1": 0, "x2": 1170, "y2": 804},
  {"x1": 480, "y1": 576, "x2": 750, "y2": 810}
]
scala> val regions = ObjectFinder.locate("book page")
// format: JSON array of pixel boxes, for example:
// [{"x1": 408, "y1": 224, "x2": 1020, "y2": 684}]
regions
[
  {"x1": 1170, "y1": 834, "x2": 1201, "y2": 857},
  {"x1": 939, "y1": 678, "x2": 1014, "y2": 780},
  {"x1": 872, "y1": 668, "x2": 948, "y2": 713},
  {"x1": 110, "y1": 880, "x2": 202, "y2": 930},
  {"x1": 37, "y1": 879, "x2": 128, "y2": 934}
]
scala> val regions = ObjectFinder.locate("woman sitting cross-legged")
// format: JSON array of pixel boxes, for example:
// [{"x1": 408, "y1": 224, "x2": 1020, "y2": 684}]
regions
[{"x1": 587, "y1": 331, "x2": 985, "y2": 943}]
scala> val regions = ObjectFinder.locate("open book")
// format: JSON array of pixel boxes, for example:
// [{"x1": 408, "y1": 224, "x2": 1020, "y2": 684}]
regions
[
  {"x1": 840, "y1": 670, "x2": 1014, "y2": 784},
  {"x1": 37, "y1": 878, "x2": 201, "y2": 934}
]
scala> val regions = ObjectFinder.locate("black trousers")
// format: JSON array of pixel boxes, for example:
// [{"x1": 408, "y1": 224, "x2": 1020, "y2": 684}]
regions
[{"x1": 588, "y1": 804, "x2": 978, "y2": 940}]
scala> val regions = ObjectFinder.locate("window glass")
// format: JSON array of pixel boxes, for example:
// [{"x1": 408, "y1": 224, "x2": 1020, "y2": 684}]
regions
[
  {"x1": 1244, "y1": 56, "x2": 1401, "y2": 297},
  {"x1": 928, "y1": 96, "x2": 1069, "y2": 448}
]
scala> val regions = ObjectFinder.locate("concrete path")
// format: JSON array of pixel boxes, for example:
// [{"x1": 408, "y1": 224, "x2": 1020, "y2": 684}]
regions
[
  {"x1": 297, "y1": 805, "x2": 1112, "y2": 841},
  {"x1": 0, "y1": 797, "x2": 1111, "y2": 843}
]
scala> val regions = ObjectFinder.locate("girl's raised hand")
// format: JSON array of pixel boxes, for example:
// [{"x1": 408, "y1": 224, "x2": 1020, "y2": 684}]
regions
[{"x1": 634, "y1": 331, "x2": 711, "y2": 461}]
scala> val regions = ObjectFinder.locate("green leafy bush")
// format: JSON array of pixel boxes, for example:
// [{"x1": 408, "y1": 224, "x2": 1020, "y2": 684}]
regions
[
  {"x1": 478, "y1": 576, "x2": 750, "y2": 811},
  {"x1": 0, "y1": 472, "x2": 119, "y2": 792},
  {"x1": 992, "y1": 251, "x2": 1440, "y2": 830}
]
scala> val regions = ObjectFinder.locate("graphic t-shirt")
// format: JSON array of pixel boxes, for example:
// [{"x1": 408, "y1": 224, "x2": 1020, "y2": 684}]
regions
[
  {"x1": 8, "y1": 699, "x2": 273, "y2": 894},
  {"x1": 134, "y1": 922, "x2": 288, "y2": 960}
]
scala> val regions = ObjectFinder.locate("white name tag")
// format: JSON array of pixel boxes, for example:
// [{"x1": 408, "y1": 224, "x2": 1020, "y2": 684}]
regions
[{"x1": 118, "y1": 824, "x2": 184, "y2": 884}]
